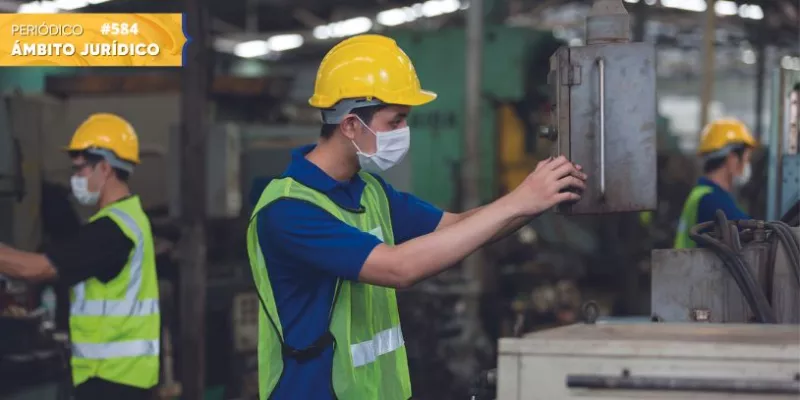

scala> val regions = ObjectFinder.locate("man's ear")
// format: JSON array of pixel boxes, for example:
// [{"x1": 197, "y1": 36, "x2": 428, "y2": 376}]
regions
[
  {"x1": 339, "y1": 115, "x2": 361, "y2": 140},
  {"x1": 98, "y1": 160, "x2": 114, "y2": 179}
]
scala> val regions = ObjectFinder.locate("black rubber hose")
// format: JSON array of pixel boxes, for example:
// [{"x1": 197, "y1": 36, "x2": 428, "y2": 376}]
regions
[
  {"x1": 771, "y1": 221, "x2": 800, "y2": 258},
  {"x1": 764, "y1": 222, "x2": 800, "y2": 286},
  {"x1": 715, "y1": 210, "x2": 733, "y2": 248},
  {"x1": 690, "y1": 221, "x2": 777, "y2": 323}
]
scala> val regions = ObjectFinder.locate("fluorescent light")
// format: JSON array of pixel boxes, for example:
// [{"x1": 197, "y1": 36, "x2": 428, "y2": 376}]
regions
[
  {"x1": 18, "y1": 1, "x2": 59, "y2": 13},
  {"x1": 739, "y1": 4, "x2": 764, "y2": 20},
  {"x1": 234, "y1": 40, "x2": 270, "y2": 58},
  {"x1": 624, "y1": 0, "x2": 639, "y2": 3},
  {"x1": 661, "y1": 0, "x2": 706, "y2": 12},
  {"x1": 18, "y1": 0, "x2": 108, "y2": 13},
  {"x1": 377, "y1": 0, "x2": 462, "y2": 27},
  {"x1": 377, "y1": 9, "x2": 411, "y2": 26},
  {"x1": 312, "y1": 26, "x2": 332, "y2": 40},
  {"x1": 267, "y1": 34, "x2": 304, "y2": 51},
  {"x1": 53, "y1": 0, "x2": 88, "y2": 9},
  {"x1": 715, "y1": 0, "x2": 737, "y2": 16},
  {"x1": 741, "y1": 49, "x2": 756, "y2": 65},
  {"x1": 336, "y1": 17, "x2": 373, "y2": 37},
  {"x1": 313, "y1": 17, "x2": 373, "y2": 40},
  {"x1": 781, "y1": 56, "x2": 800, "y2": 71}
]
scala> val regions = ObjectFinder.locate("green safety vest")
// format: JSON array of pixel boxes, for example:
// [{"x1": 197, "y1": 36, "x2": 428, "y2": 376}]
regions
[
  {"x1": 674, "y1": 185, "x2": 713, "y2": 249},
  {"x1": 246, "y1": 172, "x2": 412, "y2": 400},
  {"x1": 69, "y1": 195, "x2": 160, "y2": 389}
]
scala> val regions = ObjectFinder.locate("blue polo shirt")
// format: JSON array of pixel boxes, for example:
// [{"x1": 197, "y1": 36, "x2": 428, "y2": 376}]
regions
[
  {"x1": 696, "y1": 177, "x2": 751, "y2": 224},
  {"x1": 255, "y1": 144, "x2": 443, "y2": 399}
]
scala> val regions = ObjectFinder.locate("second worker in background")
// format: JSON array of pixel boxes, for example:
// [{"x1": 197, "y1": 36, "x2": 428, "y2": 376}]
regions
[{"x1": 0, "y1": 113, "x2": 160, "y2": 400}]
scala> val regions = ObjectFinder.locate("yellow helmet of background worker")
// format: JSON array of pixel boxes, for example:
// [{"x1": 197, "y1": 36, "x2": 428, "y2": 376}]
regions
[
  {"x1": 697, "y1": 119, "x2": 757, "y2": 156},
  {"x1": 308, "y1": 34, "x2": 437, "y2": 109},
  {"x1": 65, "y1": 113, "x2": 140, "y2": 164}
]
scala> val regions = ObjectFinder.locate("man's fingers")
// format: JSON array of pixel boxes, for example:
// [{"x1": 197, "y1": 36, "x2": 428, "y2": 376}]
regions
[
  {"x1": 556, "y1": 176, "x2": 586, "y2": 192},
  {"x1": 551, "y1": 163, "x2": 587, "y2": 181},
  {"x1": 548, "y1": 155, "x2": 571, "y2": 170},
  {"x1": 555, "y1": 191, "x2": 581, "y2": 203},
  {"x1": 536, "y1": 156, "x2": 555, "y2": 169}
]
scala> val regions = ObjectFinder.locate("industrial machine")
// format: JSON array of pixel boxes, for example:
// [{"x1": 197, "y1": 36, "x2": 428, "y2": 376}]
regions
[
  {"x1": 486, "y1": 1, "x2": 800, "y2": 399},
  {"x1": 0, "y1": 96, "x2": 72, "y2": 400},
  {"x1": 391, "y1": 25, "x2": 563, "y2": 209}
]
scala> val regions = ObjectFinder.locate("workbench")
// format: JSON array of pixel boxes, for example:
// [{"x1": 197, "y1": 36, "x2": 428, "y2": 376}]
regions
[{"x1": 497, "y1": 322, "x2": 800, "y2": 399}]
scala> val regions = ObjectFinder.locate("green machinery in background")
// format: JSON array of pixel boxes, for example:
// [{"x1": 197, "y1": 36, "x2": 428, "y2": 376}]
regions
[{"x1": 391, "y1": 26, "x2": 563, "y2": 210}]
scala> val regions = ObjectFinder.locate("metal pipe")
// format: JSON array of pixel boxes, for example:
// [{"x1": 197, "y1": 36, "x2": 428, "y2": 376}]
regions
[
  {"x1": 464, "y1": 0, "x2": 483, "y2": 213},
  {"x1": 458, "y1": 0, "x2": 490, "y2": 382},
  {"x1": 567, "y1": 374, "x2": 800, "y2": 394},
  {"x1": 698, "y1": 0, "x2": 716, "y2": 132},
  {"x1": 754, "y1": 41, "x2": 766, "y2": 140},
  {"x1": 597, "y1": 57, "x2": 606, "y2": 198}
]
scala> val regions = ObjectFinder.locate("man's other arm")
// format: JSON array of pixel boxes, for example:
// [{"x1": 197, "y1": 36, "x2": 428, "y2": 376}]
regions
[{"x1": 0, "y1": 218, "x2": 132, "y2": 284}]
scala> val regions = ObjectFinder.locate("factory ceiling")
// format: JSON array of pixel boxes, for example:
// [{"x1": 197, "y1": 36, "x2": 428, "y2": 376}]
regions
[{"x1": 7, "y1": 0, "x2": 799, "y2": 60}]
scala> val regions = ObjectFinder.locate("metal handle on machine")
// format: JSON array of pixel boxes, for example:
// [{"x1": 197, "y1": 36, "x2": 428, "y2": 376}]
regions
[
  {"x1": 566, "y1": 374, "x2": 800, "y2": 395},
  {"x1": 596, "y1": 57, "x2": 606, "y2": 198}
]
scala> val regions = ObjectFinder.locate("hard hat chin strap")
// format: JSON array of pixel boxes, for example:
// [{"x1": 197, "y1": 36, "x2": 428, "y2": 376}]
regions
[
  {"x1": 85, "y1": 148, "x2": 135, "y2": 174},
  {"x1": 320, "y1": 98, "x2": 385, "y2": 124}
]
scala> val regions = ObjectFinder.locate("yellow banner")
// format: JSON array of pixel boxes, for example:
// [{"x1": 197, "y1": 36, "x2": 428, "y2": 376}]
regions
[{"x1": 0, "y1": 13, "x2": 186, "y2": 67}]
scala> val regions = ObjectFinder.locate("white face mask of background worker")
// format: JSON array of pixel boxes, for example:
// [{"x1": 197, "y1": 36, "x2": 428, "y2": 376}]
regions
[
  {"x1": 70, "y1": 168, "x2": 104, "y2": 206},
  {"x1": 733, "y1": 162, "x2": 752, "y2": 187},
  {"x1": 352, "y1": 118, "x2": 411, "y2": 173}
]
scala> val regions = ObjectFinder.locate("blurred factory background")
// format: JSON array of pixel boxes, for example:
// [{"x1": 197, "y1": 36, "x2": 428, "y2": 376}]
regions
[{"x1": 0, "y1": 0, "x2": 798, "y2": 399}]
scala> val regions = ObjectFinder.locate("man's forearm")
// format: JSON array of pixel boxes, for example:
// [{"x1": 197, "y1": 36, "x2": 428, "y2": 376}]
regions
[
  {"x1": 389, "y1": 195, "x2": 521, "y2": 286},
  {"x1": 460, "y1": 205, "x2": 533, "y2": 243},
  {"x1": 0, "y1": 247, "x2": 56, "y2": 281}
]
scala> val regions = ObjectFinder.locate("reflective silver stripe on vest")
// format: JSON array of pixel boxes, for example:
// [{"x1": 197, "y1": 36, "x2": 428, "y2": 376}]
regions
[
  {"x1": 72, "y1": 339, "x2": 160, "y2": 359},
  {"x1": 350, "y1": 325, "x2": 404, "y2": 368},
  {"x1": 70, "y1": 208, "x2": 159, "y2": 318}
]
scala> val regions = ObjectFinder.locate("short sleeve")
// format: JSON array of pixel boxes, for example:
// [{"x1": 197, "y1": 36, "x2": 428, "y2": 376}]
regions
[
  {"x1": 370, "y1": 174, "x2": 444, "y2": 244},
  {"x1": 697, "y1": 191, "x2": 751, "y2": 224},
  {"x1": 257, "y1": 199, "x2": 383, "y2": 281}
]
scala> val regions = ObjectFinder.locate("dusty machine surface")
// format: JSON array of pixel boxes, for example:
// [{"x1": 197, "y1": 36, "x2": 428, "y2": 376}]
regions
[
  {"x1": 546, "y1": 0, "x2": 657, "y2": 214},
  {"x1": 652, "y1": 226, "x2": 800, "y2": 324},
  {"x1": 496, "y1": 323, "x2": 800, "y2": 400}
]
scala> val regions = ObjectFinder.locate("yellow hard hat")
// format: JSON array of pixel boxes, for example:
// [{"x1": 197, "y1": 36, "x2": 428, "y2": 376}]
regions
[
  {"x1": 308, "y1": 34, "x2": 437, "y2": 109},
  {"x1": 698, "y1": 119, "x2": 757, "y2": 156},
  {"x1": 65, "y1": 113, "x2": 140, "y2": 164}
]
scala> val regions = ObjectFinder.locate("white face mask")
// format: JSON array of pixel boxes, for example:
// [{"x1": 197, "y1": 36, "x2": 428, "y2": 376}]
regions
[
  {"x1": 70, "y1": 175, "x2": 101, "y2": 206},
  {"x1": 734, "y1": 163, "x2": 752, "y2": 187},
  {"x1": 353, "y1": 120, "x2": 411, "y2": 173}
]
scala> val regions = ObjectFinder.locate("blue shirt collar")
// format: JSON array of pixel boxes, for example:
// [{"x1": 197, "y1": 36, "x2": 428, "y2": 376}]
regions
[
  {"x1": 284, "y1": 144, "x2": 366, "y2": 202},
  {"x1": 698, "y1": 176, "x2": 725, "y2": 193}
]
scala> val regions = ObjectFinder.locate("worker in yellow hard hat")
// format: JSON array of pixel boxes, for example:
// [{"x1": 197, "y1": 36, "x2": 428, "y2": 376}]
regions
[
  {"x1": 246, "y1": 34, "x2": 586, "y2": 399},
  {"x1": 0, "y1": 113, "x2": 159, "y2": 399},
  {"x1": 674, "y1": 119, "x2": 758, "y2": 248}
]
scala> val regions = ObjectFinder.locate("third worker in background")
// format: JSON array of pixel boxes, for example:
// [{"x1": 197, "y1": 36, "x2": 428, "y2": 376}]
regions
[
  {"x1": 247, "y1": 34, "x2": 587, "y2": 400},
  {"x1": 674, "y1": 119, "x2": 757, "y2": 248}
]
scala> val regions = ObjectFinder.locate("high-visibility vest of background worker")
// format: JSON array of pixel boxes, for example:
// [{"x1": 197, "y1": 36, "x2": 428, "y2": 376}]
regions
[
  {"x1": 674, "y1": 119, "x2": 758, "y2": 249},
  {"x1": 0, "y1": 113, "x2": 160, "y2": 400},
  {"x1": 246, "y1": 33, "x2": 588, "y2": 400}
]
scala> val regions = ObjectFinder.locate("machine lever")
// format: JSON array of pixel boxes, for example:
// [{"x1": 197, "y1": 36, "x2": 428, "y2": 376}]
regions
[{"x1": 596, "y1": 57, "x2": 606, "y2": 199}]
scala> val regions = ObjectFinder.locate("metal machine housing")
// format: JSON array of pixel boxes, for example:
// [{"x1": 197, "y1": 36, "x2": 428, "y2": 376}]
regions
[{"x1": 548, "y1": 42, "x2": 657, "y2": 214}]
